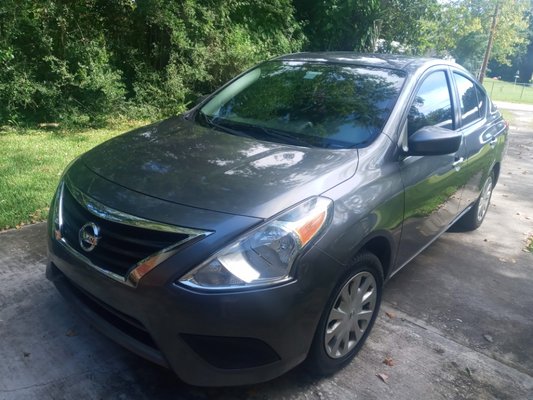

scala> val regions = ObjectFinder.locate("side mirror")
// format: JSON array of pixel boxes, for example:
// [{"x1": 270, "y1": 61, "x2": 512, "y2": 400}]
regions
[{"x1": 407, "y1": 126, "x2": 462, "y2": 156}]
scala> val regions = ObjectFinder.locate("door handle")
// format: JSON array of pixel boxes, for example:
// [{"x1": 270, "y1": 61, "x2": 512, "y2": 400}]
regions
[
  {"x1": 489, "y1": 137, "x2": 497, "y2": 148},
  {"x1": 452, "y1": 157, "x2": 464, "y2": 171}
]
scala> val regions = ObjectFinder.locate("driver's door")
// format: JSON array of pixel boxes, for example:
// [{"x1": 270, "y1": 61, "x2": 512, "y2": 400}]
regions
[{"x1": 395, "y1": 68, "x2": 466, "y2": 269}]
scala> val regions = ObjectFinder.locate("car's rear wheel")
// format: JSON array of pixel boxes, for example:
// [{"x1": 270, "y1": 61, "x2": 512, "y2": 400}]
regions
[
  {"x1": 307, "y1": 252, "x2": 383, "y2": 375},
  {"x1": 456, "y1": 171, "x2": 494, "y2": 231}
]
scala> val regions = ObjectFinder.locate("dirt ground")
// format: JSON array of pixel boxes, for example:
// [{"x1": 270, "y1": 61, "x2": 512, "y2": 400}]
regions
[{"x1": 0, "y1": 103, "x2": 532, "y2": 399}]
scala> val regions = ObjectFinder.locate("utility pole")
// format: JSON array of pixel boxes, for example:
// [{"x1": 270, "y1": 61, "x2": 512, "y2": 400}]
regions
[{"x1": 479, "y1": 1, "x2": 501, "y2": 84}]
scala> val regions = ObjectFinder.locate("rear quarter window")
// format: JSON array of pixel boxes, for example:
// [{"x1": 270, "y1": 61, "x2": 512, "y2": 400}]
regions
[{"x1": 454, "y1": 73, "x2": 483, "y2": 126}]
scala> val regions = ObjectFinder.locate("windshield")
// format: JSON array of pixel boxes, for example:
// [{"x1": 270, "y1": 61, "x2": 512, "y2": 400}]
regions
[{"x1": 197, "y1": 60, "x2": 406, "y2": 148}]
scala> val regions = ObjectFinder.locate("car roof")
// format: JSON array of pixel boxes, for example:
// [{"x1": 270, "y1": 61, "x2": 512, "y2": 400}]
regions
[{"x1": 275, "y1": 52, "x2": 455, "y2": 74}]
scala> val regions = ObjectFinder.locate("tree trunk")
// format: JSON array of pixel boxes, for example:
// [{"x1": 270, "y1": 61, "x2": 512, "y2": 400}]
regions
[{"x1": 479, "y1": 2, "x2": 501, "y2": 84}]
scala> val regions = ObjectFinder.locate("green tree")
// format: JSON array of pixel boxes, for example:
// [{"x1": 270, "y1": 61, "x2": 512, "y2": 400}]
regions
[
  {"x1": 0, "y1": 0, "x2": 304, "y2": 125},
  {"x1": 436, "y1": 0, "x2": 529, "y2": 74},
  {"x1": 0, "y1": 0, "x2": 126, "y2": 124},
  {"x1": 293, "y1": 0, "x2": 381, "y2": 51},
  {"x1": 378, "y1": 0, "x2": 441, "y2": 54},
  {"x1": 517, "y1": 3, "x2": 533, "y2": 82}
]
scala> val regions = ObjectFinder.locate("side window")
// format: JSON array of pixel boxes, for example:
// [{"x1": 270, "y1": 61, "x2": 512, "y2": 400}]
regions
[
  {"x1": 408, "y1": 71, "x2": 454, "y2": 136},
  {"x1": 454, "y1": 73, "x2": 481, "y2": 126},
  {"x1": 475, "y1": 85, "x2": 488, "y2": 118}
]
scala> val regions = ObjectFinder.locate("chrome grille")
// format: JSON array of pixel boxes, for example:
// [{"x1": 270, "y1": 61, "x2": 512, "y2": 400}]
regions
[{"x1": 58, "y1": 182, "x2": 207, "y2": 283}]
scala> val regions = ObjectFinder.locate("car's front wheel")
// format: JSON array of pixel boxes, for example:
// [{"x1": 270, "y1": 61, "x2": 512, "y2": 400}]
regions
[{"x1": 307, "y1": 252, "x2": 383, "y2": 375}]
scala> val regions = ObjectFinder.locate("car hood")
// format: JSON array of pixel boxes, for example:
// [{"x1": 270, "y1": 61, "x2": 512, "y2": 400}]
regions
[{"x1": 80, "y1": 117, "x2": 358, "y2": 219}]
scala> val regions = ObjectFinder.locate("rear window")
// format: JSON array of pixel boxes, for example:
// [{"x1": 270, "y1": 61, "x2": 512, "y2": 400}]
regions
[{"x1": 198, "y1": 61, "x2": 406, "y2": 148}]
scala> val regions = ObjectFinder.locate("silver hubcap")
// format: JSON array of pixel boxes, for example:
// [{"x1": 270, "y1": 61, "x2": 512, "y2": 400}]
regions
[
  {"x1": 324, "y1": 271, "x2": 377, "y2": 359},
  {"x1": 477, "y1": 176, "x2": 493, "y2": 222}
]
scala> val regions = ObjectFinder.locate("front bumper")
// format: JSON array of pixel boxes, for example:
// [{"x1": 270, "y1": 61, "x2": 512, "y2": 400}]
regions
[{"x1": 47, "y1": 234, "x2": 344, "y2": 386}]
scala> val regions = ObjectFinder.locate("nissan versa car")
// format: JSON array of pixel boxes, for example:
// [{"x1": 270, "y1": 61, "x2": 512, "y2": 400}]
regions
[{"x1": 47, "y1": 53, "x2": 508, "y2": 386}]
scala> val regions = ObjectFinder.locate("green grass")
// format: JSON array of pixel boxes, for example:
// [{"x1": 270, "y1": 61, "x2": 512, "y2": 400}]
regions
[
  {"x1": 0, "y1": 121, "x2": 146, "y2": 230},
  {"x1": 483, "y1": 78, "x2": 533, "y2": 104}
]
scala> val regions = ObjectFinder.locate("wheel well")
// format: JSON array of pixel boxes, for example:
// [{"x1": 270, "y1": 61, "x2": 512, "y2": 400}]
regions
[
  {"x1": 360, "y1": 237, "x2": 392, "y2": 279},
  {"x1": 492, "y1": 162, "x2": 501, "y2": 186}
]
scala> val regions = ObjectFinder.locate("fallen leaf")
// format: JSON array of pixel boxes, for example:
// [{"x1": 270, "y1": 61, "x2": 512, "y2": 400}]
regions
[
  {"x1": 483, "y1": 334, "x2": 493, "y2": 343},
  {"x1": 385, "y1": 311, "x2": 396, "y2": 319},
  {"x1": 383, "y1": 357, "x2": 394, "y2": 366},
  {"x1": 376, "y1": 373, "x2": 389, "y2": 383}
]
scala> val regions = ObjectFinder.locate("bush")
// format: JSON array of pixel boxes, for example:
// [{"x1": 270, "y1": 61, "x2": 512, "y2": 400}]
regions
[
  {"x1": 0, "y1": 1, "x2": 128, "y2": 126},
  {"x1": 0, "y1": 0, "x2": 304, "y2": 126}
]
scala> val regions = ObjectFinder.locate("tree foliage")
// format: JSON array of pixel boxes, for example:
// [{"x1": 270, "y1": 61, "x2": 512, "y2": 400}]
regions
[
  {"x1": 0, "y1": 0, "x2": 303, "y2": 125},
  {"x1": 434, "y1": 0, "x2": 529, "y2": 74},
  {"x1": 517, "y1": 1, "x2": 533, "y2": 82},
  {"x1": 0, "y1": 0, "x2": 530, "y2": 126},
  {"x1": 293, "y1": 0, "x2": 381, "y2": 51},
  {"x1": 378, "y1": 0, "x2": 441, "y2": 53}
]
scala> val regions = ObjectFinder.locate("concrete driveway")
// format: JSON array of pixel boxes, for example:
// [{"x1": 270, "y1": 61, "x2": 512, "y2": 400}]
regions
[{"x1": 1, "y1": 104, "x2": 532, "y2": 399}]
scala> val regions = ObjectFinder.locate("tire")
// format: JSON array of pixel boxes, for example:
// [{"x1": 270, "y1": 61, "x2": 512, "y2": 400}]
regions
[
  {"x1": 306, "y1": 252, "x2": 383, "y2": 376},
  {"x1": 456, "y1": 171, "x2": 494, "y2": 231}
]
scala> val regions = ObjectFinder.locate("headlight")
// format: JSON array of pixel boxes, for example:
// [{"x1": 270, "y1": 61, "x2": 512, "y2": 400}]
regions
[
  {"x1": 51, "y1": 157, "x2": 80, "y2": 240},
  {"x1": 178, "y1": 197, "x2": 333, "y2": 290},
  {"x1": 50, "y1": 181, "x2": 65, "y2": 241}
]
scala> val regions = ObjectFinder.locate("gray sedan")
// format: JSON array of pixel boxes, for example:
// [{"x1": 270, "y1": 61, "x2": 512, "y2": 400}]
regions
[{"x1": 47, "y1": 53, "x2": 508, "y2": 386}]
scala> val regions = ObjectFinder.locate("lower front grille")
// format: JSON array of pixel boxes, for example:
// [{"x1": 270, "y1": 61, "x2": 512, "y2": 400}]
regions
[
  {"x1": 48, "y1": 262, "x2": 168, "y2": 367},
  {"x1": 181, "y1": 334, "x2": 281, "y2": 369},
  {"x1": 65, "y1": 274, "x2": 159, "y2": 349}
]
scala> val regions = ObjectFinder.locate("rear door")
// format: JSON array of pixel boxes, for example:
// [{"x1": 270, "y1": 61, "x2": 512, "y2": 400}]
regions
[
  {"x1": 395, "y1": 68, "x2": 467, "y2": 269},
  {"x1": 451, "y1": 71, "x2": 502, "y2": 208}
]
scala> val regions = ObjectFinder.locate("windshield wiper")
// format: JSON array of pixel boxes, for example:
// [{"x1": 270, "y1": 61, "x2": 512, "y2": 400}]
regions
[
  {"x1": 198, "y1": 112, "x2": 313, "y2": 147},
  {"x1": 197, "y1": 111, "x2": 253, "y2": 138},
  {"x1": 253, "y1": 126, "x2": 314, "y2": 148}
]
